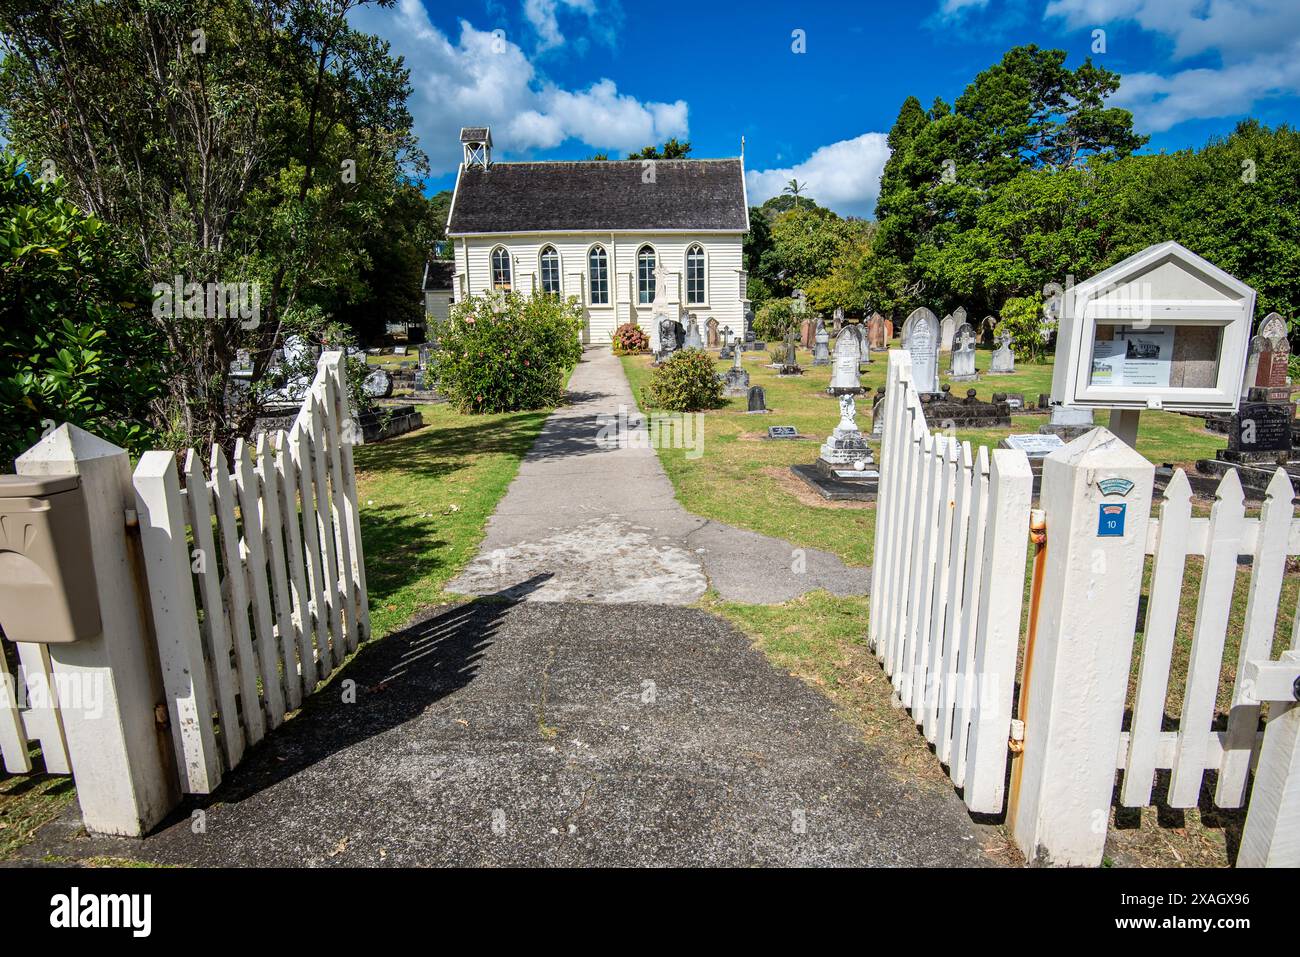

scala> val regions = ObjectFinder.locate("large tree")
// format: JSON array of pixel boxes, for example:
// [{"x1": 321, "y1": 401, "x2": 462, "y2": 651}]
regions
[{"x1": 0, "y1": 0, "x2": 426, "y2": 448}]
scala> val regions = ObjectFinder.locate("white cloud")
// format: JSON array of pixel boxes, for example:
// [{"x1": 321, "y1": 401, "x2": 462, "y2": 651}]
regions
[
  {"x1": 1114, "y1": 44, "x2": 1300, "y2": 131},
  {"x1": 522, "y1": 0, "x2": 605, "y2": 53},
  {"x1": 936, "y1": 0, "x2": 991, "y2": 19},
  {"x1": 1044, "y1": 0, "x2": 1300, "y2": 131},
  {"x1": 1044, "y1": 0, "x2": 1300, "y2": 61},
  {"x1": 350, "y1": 0, "x2": 687, "y2": 175},
  {"x1": 746, "y1": 133, "x2": 891, "y2": 218}
]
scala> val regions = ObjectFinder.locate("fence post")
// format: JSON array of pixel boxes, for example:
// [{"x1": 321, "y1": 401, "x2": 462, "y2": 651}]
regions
[
  {"x1": 1007, "y1": 427, "x2": 1153, "y2": 866},
  {"x1": 1238, "y1": 703, "x2": 1300, "y2": 867},
  {"x1": 16, "y1": 424, "x2": 180, "y2": 836}
]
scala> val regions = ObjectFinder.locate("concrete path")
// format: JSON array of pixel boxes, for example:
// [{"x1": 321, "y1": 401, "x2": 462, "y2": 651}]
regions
[
  {"x1": 447, "y1": 348, "x2": 868, "y2": 604},
  {"x1": 20, "y1": 600, "x2": 999, "y2": 867}
]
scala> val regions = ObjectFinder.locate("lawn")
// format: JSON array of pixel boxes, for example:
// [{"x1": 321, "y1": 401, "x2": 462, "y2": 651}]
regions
[{"x1": 624, "y1": 341, "x2": 1285, "y2": 868}]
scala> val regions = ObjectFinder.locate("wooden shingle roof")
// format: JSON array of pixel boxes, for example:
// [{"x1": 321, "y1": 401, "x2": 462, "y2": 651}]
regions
[{"x1": 447, "y1": 159, "x2": 748, "y2": 235}]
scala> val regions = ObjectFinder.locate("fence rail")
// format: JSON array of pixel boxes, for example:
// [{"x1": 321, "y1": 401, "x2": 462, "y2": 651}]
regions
[{"x1": 869, "y1": 351, "x2": 1033, "y2": 813}]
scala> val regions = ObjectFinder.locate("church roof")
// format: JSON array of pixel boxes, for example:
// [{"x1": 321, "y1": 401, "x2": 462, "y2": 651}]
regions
[{"x1": 446, "y1": 159, "x2": 749, "y2": 235}]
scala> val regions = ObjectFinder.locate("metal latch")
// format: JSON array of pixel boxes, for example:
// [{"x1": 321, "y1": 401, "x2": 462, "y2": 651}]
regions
[{"x1": 1008, "y1": 718, "x2": 1026, "y2": 753}]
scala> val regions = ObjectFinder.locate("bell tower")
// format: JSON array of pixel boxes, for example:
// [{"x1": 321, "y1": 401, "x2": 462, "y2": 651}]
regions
[{"x1": 460, "y1": 127, "x2": 492, "y2": 169}]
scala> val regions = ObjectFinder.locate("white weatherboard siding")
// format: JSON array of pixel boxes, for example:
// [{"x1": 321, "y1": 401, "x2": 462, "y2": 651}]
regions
[{"x1": 453, "y1": 234, "x2": 745, "y2": 344}]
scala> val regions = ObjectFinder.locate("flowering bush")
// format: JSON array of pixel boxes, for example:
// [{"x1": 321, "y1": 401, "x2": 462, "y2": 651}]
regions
[
  {"x1": 611, "y1": 321, "x2": 650, "y2": 356},
  {"x1": 641, "y1": 348, "x2": 724, "y2": 412},
  {"x1": 433, "y1": 291, "x2": 584, "y2": 413}
]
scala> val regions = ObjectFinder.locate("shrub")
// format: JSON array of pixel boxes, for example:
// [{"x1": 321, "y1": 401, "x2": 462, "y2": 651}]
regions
[
  {"x1": 999, "y1": 293, "x2": 1053, "y2": 362},
  {"x1": 641, "y1": 348, "x2": 724, "y2": 412},
  {"x1": 754, "y1": 297, "x2": 795, "y2": 342},
  {"x1": 611, "y1": 321, "x2": 650, "y2": 356},
  {"x1": 433, "y1": 291, "x2": 584, "y2": 413},
  {"x1": 0, "y1": 153, "x2": 165, "y2": 467}
]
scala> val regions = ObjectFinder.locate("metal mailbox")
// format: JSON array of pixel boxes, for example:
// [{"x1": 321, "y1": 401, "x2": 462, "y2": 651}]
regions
[{"x1": 0, "y1": 473, "x2": 101, "y2": 643}]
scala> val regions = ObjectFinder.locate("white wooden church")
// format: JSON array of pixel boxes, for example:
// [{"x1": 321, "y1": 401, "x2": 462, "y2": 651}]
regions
[{"x1": 445, "y1": 127, "x2": 750, "y2": 344}]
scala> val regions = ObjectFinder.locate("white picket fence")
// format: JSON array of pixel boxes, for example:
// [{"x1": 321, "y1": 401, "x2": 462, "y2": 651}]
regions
[
  {"x1": 872, "y1": 349, "x2": 1300, "y2": 866},
  {"x1": 2, "y1": 351, "x2": 369, "y2": 829},
  {"x1": 869, "y1": 351, "x2": 1034, "y2": 813}
]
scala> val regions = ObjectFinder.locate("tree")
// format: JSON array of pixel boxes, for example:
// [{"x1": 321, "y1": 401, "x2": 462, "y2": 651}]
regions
[
  {"x1": 768, "y1": 205, "x2": 856, "y2": 292},
  {"x1": 0, "y1": 0, "x2": 426, "y2": 449},
  {"x1": 627, "y1": 138, "x2": 692, "y2": 159},
  {"x1": 783, "y1": 178, "x2": 807, "y2": 208},
  {"x1": 0, "y1": 152, "x2": 166, "y2": 466}
]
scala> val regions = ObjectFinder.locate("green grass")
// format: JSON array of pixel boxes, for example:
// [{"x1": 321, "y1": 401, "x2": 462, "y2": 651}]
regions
[{"x1": 354, "y1": 401, "x2": 551, "y2": 639}]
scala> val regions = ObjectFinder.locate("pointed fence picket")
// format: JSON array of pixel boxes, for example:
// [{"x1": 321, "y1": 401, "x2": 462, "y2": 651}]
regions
[
  {"x1": 125, "y1": 350, "x2": 369, "y2": 793},
  {"x1": 1116, "y1": 466, "x2": 1300, "y2": 815},
  {"x1": 869, "y1": 351, "x2": 1033, "y2": 813}
]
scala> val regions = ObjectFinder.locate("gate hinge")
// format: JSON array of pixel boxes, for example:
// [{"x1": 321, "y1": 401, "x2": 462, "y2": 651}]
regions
[{"x1": 1008, "y1": 718, "x2": 1026, "y2": 753}]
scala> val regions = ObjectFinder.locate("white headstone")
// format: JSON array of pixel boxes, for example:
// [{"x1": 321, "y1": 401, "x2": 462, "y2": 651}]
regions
[
  {"x1": 908, "y1": 308, "x2": 940, "y2": 394},
  {"x1": 990, "y1": 330, "x2": 1015, "y2": 373},
  {"x1": 949, "y1": 322, "x2": 978, "y2": 379},
  {"x1": 940, "y1": 315, "x2": 956, "y2": 352}
]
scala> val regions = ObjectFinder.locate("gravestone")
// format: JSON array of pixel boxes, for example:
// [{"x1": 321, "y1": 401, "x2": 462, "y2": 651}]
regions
[
  {"x1": 993, "y1": 391, "x2": 1027, "y2": 413},
  {"x1": 684, "y1": 314, "x2": 704, "y2": 350},
  {"x1": 827, "y1": 328, "x2": 863, "y2": 394},
  {"x1": 990, "y1": 330, "x2": 1015, "y2": 374},
  {"x1": 1039, "y1": 403, "x2": 1095, "y2": 441},
  {"x1": 778, "y1": 328, "x2": 803, "y2": 375},
  {"x1": 901, "y1": 306, "x2": 938, "y2": 355},
  {"x1": 792, "y1": 392, "x2": 877, "y2": 499},
  {"x1": 723, "y1": 346, "x2": 750, "y2": 396},
  {"x1": 767, "y1": 426, "x2": 801, "y2": 440},
  {"x1": 1219, "y1": 388, "x2": 1294, "y2": 464},
  {"x1": 812, "y1": 318, "x2": 831, "y2": 366},
  {"x1": 1254, "y1": 312, "x2": 1289, "y2": 392},
  {"x1": 656, "y1": 314, "x2": 685, "y2": 363},
  {"x1": 940, "y1": 314, "x2": 956, "y2": 353},
  {"x1": 800, "y1": 318, "x2": 815, "y2": 349},
  {"x1": 949, "y1": 323, "x2": 978, "y2": 381},
  {"x1": 363, "y1": 367, "x2": 394, "y2": 399},
  {"x1": 833, "y1": 306, "x2": 845, "y2": 334},
  {"x1": 746, "y1": 385, "x2": 768, "y2": 414},
  {"x1": 706, "y1": 317, "x2": 720, "y2": 348},
  {"x1": 870, "y1": 386, "x2": 887, "y2": 436},
  {"x1": 867, "y1": 313, "x2": 886, "y2": 352},
  {"x1": 719, "y1": 325, "x2": 734, "y2": 360},
  {"x1": 907, "y1": 308, "x2": 941, "y2": 394},
  {"x1": 952, "y1": 306, "x2": 967, "y2": 328},
  {"x1": 884, "y1": 318, "x2": 894, "y2": 343}
]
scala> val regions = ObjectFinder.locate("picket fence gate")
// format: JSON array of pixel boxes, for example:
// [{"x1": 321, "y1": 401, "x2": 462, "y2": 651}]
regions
[
  {"x1": 869, "y1": 351, "x2": 1033, "y2": 813},
  {"x1": 871, "y1": 349, "x2": 1300, "y2": 867},
  {"x1": 2, "y1": 351, "x2": 369, "y2": 832}
]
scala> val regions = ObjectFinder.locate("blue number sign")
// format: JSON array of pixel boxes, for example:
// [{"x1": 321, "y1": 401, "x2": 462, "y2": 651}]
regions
[{"x1": 1098, "y1": 503, "x2": 1126, "y2": 537}]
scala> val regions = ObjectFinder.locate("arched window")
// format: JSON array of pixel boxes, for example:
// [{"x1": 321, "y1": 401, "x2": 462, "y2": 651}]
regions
[
  {"x1": 539, "y1": 246, "x2": 561, "y2": 295},
  {"x1": 637, "y1": 245, "x2": 656, "y2": 304},
  {"x1": 685, "y1": 244, "x2": 706, "y2": 304},
  {"x1": 491, "y1": 247, "x2": 512, "y2": 290},
  {"x1": 588, "y1": 245, "x2": 609, "y2": 304}
]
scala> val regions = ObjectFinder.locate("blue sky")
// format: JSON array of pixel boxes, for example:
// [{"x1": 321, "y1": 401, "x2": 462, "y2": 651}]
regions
[{"x1": 351, "y1": 0, "x2": 1300, "y2": 218}]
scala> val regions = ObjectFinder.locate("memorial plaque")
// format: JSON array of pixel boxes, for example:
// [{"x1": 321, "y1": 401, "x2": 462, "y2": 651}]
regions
[
  {"x1": 767, "y1": 426, "x2": 800, "y2": 440},
  {"x1": 1001, "y1": 433, "x2": 1066, "y2": 460}
]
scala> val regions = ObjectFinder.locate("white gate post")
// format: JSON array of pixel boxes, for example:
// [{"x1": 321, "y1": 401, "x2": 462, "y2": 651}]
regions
[
  {"x1": 16, "y1": 425, "x2": 180, "y2": 836},
  {"x1": 1007, "y1": 427, "x2": 1153, "y2": 866},
  {"x1": 1238, "y1": 703, "x2": 1300, "y2": 866}
]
